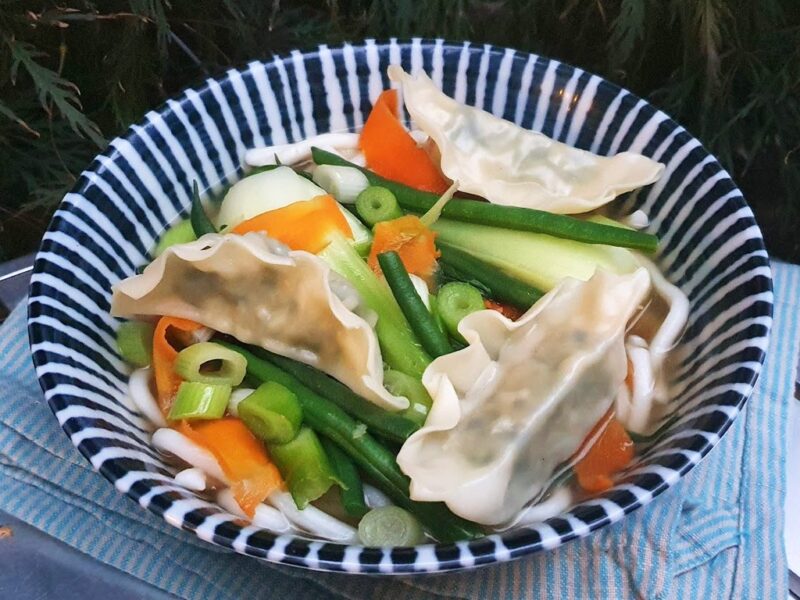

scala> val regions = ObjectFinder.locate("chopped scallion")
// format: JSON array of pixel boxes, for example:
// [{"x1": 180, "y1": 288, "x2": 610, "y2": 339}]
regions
[
  {"x1": 154, "y1": 219, "x2": 196, "y2": 257},
  {"x1": 168, "y1": 381, "x2": 231, "y2": 420},
  {"x1": 355, "y1": 186, "x2": 402, "y2": 226},
  {"x1": 358, "y1": 506, "x2": 426, "y2": 546},
  {"x1": 238, "y1": 381, "x2": 302, "y2": 444},
  {"x1": 436, "y1": 282, "x2": 485, "y2": 342},
  {"x1": 174, "y1": 342, "x2": 247, "y2": 386},
  {"x1": 268, "y1": 426, "x2": 340, "y2": 509},
  {"x1": 116, "y1": 321, "x2": 155, "y2": 368}
]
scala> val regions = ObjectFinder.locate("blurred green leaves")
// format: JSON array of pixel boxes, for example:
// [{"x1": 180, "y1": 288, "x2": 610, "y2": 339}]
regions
[{"x1": 0, "y1": 0, "x2": 797, "y2": 260}]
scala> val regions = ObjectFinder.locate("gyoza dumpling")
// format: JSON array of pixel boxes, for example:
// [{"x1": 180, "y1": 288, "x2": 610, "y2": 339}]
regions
[
  {"x1": 396, "y1": 268, "x2": 650, "y2": 525},
  {"x1": 111, "y1": 233, "x2": 408, "y2": 411},
  {"x1": 389, "y1": 66, "x2": 663, "y2": 215}
]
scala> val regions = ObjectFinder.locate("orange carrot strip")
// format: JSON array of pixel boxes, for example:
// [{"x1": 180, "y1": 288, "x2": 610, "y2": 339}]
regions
[
  {"x1": 232, "y1": 194, "x2": 352, "y2": 254},
  {"x1": 574, "y1": 416, "x2": 635, "y2": 493},
  {"x1": 360, "y1": 89, "x2": 449, "y2": 194},
  {"x1": 179, "y1": 418, "x2": 283, "y2": 517},
  {"x1": 153, "y1": 316, "x2": 204, "y2": 416},
  {"x1": 484, "y1": 298, "x2": 524, "y2": 321},
  {"x1": 368, "y1": 215, "x2": 439, "y2": 282}
]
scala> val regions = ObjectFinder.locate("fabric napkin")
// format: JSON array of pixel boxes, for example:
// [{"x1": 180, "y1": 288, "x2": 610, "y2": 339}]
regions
[{"x1": 1, "y1": 261, "x2": 796, "y2": 600}]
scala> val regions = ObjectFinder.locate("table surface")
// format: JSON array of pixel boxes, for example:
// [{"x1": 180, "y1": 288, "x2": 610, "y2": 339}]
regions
[{"x1": 1, "y1": 256, "x2": 798, "y2": 598}]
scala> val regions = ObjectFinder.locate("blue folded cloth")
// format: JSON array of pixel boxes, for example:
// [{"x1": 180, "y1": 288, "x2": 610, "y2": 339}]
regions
[{"x1": 1, "y1": 261, "x2": 796, "y2": 599}]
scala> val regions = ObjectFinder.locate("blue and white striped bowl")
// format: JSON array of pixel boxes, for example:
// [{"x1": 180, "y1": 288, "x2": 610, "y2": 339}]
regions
[{"x1": 27, "y1": 40, "x2": 772, "y2": 573}]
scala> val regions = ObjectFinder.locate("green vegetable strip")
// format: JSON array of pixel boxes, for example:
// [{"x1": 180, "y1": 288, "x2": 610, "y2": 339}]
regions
[
  {"x1": 320, "y1": 437, "x2": 369, "y2": 518},
  {"x1": 154, "y1": 220, "x2": 197, "y2": 257},
  {"x1": 383, "y1": 370, "x2": 433, "y2": 427},
  {"x1": 437, "y1": 241, "x2": 543, "y2": 309},
  {"x1": 436, "y1": 282, "x2": 486, "y2": 341},
  {"x1": 174, "y1": 342, "x2": 247, "y2": 386},
  {"x1": 358, "y1": 506, "x2": 426, "y2": 546},
  {"x1": 116, "y1": 321, "x2": 155, "y2": 368},
  {"x1": 238, "y1": 381, "x2": 303, "y2": 444},
  {"x1": 254, "y1": 348, "x2": 419, "y2": 443},
  {"x1": 433, "y1": 219, "x2": 639, "y2": 291},
  {"x1": 355, "y1": 186, "x2": 402, "y2": 226},
  {"x1": 219, "y1": 342, "x2": 483, "y2": 542},
  {"x1": 311, "y1": 148, "x2": 658, "y2": 253},
  {"x1": 168, "y1": 381, "x2": 230, "y2": 420},
  {"x1": 190, "y1": 181, "x2": 217, "y2": 236},
  {"x1": 320, "y1": 234, "x2": 431, "y2": 378},
  {"x1": 377, "y1": 251, "x2": 454, "y2": 358},
  {"x1": 268, "y1": 427, "x2": 340, "y2": 509}
]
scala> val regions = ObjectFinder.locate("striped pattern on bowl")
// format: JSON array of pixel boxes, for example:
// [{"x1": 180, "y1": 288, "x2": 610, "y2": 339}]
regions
[{"x1": 27, "y1": 39, "x2": 771, "y2": 573}]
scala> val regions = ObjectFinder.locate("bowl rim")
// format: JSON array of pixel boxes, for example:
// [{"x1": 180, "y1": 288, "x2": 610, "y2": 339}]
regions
[{"x1": 26, "y1": 38, "x2": 773, "y2": 574}]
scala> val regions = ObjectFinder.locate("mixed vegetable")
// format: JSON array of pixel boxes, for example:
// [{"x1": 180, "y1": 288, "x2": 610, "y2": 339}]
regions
[{"x1": 111, "y1": 66, "x2": 688, "y2": 544}]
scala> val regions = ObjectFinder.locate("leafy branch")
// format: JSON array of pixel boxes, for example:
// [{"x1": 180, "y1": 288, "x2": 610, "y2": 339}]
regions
[
  {"x1": 0, "y1": 0, "x2": 797, "y2": 262},
  {"x1": 5, "y1": 36, "x2": 104, "y2": 147}
]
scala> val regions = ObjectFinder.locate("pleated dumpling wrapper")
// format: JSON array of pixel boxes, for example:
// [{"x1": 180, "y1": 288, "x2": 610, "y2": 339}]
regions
[
  {"x1": 397, "y1": 268, "x2": 651, "y2": 525},
  {"x1": 111, "y1": 233, "x2": 408, "y2": 411},
  {"x1": 388, "y1": 65, "x2": 664, "y2": 215}
]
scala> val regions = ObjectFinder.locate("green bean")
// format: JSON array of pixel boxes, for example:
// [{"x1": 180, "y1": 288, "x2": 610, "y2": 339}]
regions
[
  {"x1": 377, "y1": 251, "x2": 454, "y2": 358},
  {"x1": 190, "y1": 181, "x2": 217, "y2": 236},
  {"x1": 311, "y1": 148, "x2": 658, "y2": 252},
  {"x1": 438, "y1": 241, "x2": 543, "y2": 309},
  {"x1": 320, "y1": 437, "x2": 369, "y2": 518},
  {"x1": 252, "y1": 348, "x2": 419, "y2": 443},
  {"x1": 219, "y1": 341, "x2": 484, "y2": 542}
]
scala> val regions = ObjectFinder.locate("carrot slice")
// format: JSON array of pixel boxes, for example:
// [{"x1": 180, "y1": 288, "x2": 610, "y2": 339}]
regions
[
  {"x1": 484, "y1": 298, "x2": 524, "y2": 321},
  {"x1": 232, "y1": 194, "x2": 352, "y2": 254},
  {"x1": 360, "y1": 89, "x2": 449, "y2": 194},
  {"x1": 152, "y1": 316, "x2": 204, "y2": 416},
  {"x1": 179, "y1": 418, "x2": 283, "y2": 517},
  {"x1": 368, "y1": 215, "x2": 439, "y2": 281},
  {"x1": 574, "y1": 416, "x2": 635, "y2": 493}
]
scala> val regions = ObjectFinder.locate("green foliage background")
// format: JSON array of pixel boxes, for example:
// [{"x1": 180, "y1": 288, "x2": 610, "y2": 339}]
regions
[{"x1": 1, "y1": 0, "x2": 798, "y2": 261}]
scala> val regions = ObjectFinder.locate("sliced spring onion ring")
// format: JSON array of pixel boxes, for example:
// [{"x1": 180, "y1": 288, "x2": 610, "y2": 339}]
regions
[
  {"x1": 436, "y1": 281, "x2": 485, "y2": 341},
  {"x1": 268, "y1": 427, "x2": 340, "y2": 509},
  {"x1": 238, "y1": 381, "x2": 302, "y2": 444},
  {"x1": 355, "y1": 186, "x2": 402, "y2": 226},
  {"x1": 357, "y1": 506, "x2": 426, "y2": 546},
  {"x1": 154, "y1": 220, "x2": 197, "y2": 257},
  {"x1": 174, "y1": 342, "x2": 247, "y2": 386},
  {"x1": 168, "y1": 381, "x2": 231, "y2": 421},
  {"x1": 116, "y1": 321, "x2": 155, "y2": 368}
]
